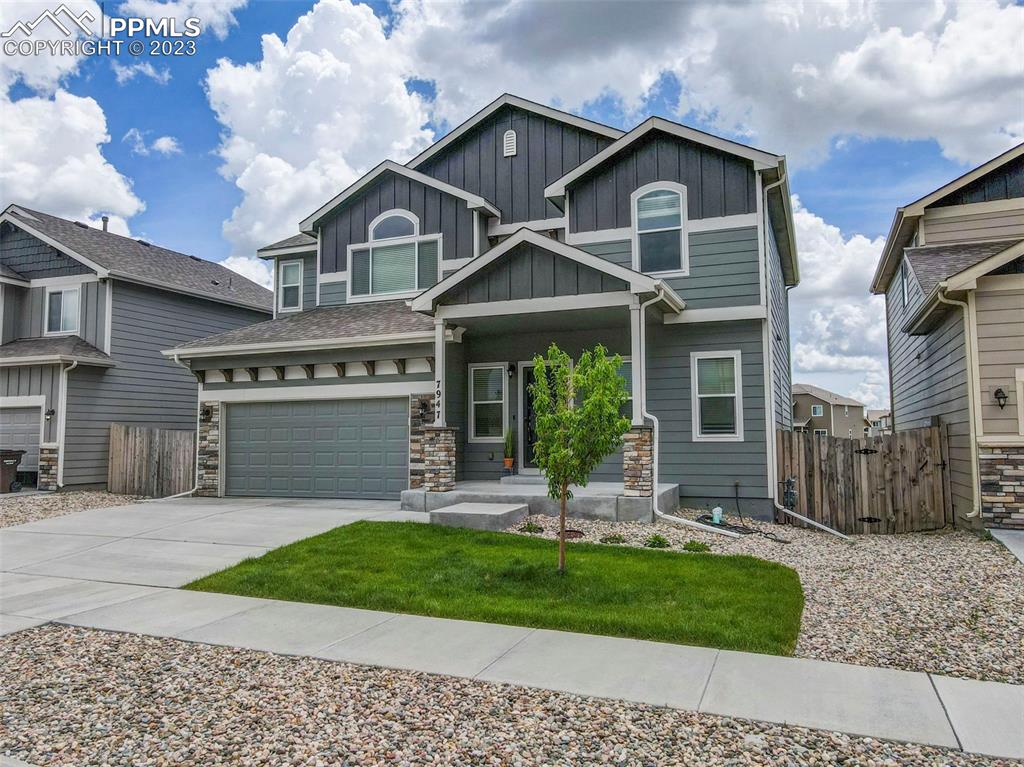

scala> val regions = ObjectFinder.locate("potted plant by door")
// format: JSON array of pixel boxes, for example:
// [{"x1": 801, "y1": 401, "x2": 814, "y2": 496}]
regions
[{"x1": 503, "y1": 428, "x2": 515, "y2": 474}]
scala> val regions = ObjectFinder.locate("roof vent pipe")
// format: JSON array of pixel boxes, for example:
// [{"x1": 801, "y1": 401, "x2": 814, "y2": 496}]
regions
[{"x1": 101, "y1": 215, "x2": 109, "y2": 231}]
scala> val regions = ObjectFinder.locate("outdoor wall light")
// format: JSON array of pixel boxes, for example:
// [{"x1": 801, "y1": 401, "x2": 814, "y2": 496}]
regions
[
  {"x1": 44, "y1": 409, "x2": 55, "y2": 422},
  {"x1": 507, "y1": 361, "x2": 516, "y2": 378},
  {"x1": 994, "y1": 388, "x2": 1008, "y2": 410},
  {"x1": 200, "y1": 406, "x2": 213, "y2": 422},
  {"x1": 418, "y1": 400, "x2": 433, "y2": 421}
]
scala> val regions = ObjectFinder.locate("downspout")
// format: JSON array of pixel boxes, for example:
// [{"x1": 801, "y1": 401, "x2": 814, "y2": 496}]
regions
[
  {"x1": 936, "y1": 286, "x2": 982, "y2": 519},
  {"x1": 158, "y1": 352, "x2": 200, "y2": 500},
  {"x1": 640, "y1": 287, "x2": 742, "y2": 538},
  {"x1": 56, "y1": 360, "x2": 78, "y2": 488}
]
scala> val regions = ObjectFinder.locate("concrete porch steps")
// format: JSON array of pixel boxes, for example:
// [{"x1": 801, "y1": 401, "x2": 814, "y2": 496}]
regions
[{"x1": 429, "y1": 503, "x2": 529, "y2": 531}]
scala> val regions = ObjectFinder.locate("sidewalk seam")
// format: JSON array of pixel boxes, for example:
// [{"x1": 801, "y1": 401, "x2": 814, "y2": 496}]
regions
[
  {"x1": 472, "y1": 628, "x2": 537, "y2": 679},
  {"x1": 927, "y1": 673, "x2": 964, "y2": 752},
  {"x1": 696, "y1": 650, "x2": 720, "y2": 712}
]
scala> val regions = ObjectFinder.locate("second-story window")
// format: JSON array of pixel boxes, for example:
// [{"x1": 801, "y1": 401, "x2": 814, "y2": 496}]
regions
[
  {"x1": 811, "y1": 404, "x2": 824, "y2": 417},
  {"x1": 278, "y1": 260, "x2": 302, "y2": 312},
  {"x1": 632, "y1": 183, "x2": 688, "y2": 275},
  {"x1": 45, "y1": 287, "x2": 79, "y2": 334},
  {"x1": 900, "y1": 260, "x2": 909, "y2": 306},
  {"x1": 350, "y1": 210, "x2": 440, "y2": 301}
]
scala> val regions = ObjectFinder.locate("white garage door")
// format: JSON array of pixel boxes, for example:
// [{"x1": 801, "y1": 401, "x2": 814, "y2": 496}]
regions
[{"x1": 0, "y1": 407, "x2": 42, "y2": 472}]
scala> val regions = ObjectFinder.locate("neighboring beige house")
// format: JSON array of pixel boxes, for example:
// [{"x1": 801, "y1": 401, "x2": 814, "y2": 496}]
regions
[
  {"x1": 792, "y1": 383, "x2": 867, "y2": 438},
  {"x1": 871, "y1": 143, "x2": 1024, "y2": 530},
  {"x1": 867, "y1": 409, "x2": 892, "y2": 436}
]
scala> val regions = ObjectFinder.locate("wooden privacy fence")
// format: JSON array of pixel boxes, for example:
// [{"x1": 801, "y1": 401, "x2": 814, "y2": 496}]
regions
[
  {"x1": 776, "y1": 426, "x2": 953, "y2": 535},
  {"x1": 108, "y1": 424, "x2": 195, "y2": 498}
]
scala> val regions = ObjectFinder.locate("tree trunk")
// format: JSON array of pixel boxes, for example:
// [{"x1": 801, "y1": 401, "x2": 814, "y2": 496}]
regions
[{"x1": 558, "y1": 480, "x2": 568, "y2": 573}]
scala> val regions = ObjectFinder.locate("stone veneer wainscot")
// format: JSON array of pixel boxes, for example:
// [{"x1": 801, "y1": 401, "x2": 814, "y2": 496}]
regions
[
  {"x1": 197, "y1": 401, "x2": 221, "y2": 497},
  {"x1": 980, "y1": 445, "x2": 1024, "y2": 529},
  {"x1": 623, "y1": 427, "x2": 654, "y2": 497},
  {"x1": 37, "y1": 444, "x2": 59, "y2": 492},
  {"x1": 421, "y1": 426, "x2": 456, "y2": 492}
]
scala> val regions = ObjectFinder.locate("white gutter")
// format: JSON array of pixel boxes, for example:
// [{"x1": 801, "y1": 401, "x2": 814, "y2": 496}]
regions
[
  {"x1": 936, "y1": 286, "x2": 982, "y2": 519},
  {"x1": 639, "y1": 289, "x2": 740, "y2": 538},
  {"x1": 56, "y1": 360, "x2": 78, "y2": 488}
]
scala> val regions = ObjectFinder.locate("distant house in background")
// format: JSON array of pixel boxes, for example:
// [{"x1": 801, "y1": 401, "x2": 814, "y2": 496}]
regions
[
  {"x1": 867, "y1": 409, "x2": 892, "y2": 436},
  {"x1": 871, "y1": 142, "x2": 1024, "y2": 530},
  {"x1": 791, "y1": 383, "x2": 867, "y2": 438},
  {"x1": 0, "y1": 205, "x2": 272, "y2": 491}
]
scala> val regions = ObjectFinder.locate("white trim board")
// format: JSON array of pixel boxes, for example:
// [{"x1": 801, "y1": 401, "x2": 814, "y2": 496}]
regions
[
  {"x1": 204, "y1": 381, "x2": 432, "y2": 403},
  {"x1": 436, "y1": 292, "x2": 635, "y2": 320},
  {"x1": 488, "y1": 217, "x2": 566, "y2": 237},
  {"x1": 663, "y1": 305, "x2": 766, "y2": 324},
  {"x1": 257, "y1": 244, "x2": 317, "y2": 259},
  {"x1": 164, "y1": 329, "x2": 458, "y2": 360},
  {"x1": 566, "y1": 213, "x2": 758, "y2": 246},
  {"x1": 0, "y1": 355, "x2": 115, "y2": 368}
]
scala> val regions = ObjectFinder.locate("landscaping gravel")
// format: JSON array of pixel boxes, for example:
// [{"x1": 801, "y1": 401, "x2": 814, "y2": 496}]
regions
[
  {"x1": 0, "y1": 491, "x2": 148, "y2": 529},
  {"x1": 1, "y1": 625, "x2": 1014, "y2": 767},
  {"x1": 511, "y1": 513, "x2": 1024, "y2": 685}
]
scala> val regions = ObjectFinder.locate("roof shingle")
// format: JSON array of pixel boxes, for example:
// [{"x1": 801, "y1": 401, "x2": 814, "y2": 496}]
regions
[
  {"x1": 905, "y1": 239, "x2": 1021, "y2": 296},
  {"x1": 792, "y1": 383, "x2": 864, "y2": 407},
  {"x1": 0, "y1": 336, "x2": 114, "y2": 365},
  {"x1": 257, "y1": 233, "x2": 317, "y2": 253}
]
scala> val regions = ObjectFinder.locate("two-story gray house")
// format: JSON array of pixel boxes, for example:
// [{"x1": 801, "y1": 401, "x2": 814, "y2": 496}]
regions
[
  {"x1": 166, "y1": 95, "x2": 799, "y2": 518},
  {"x1": 0, "y1": 206, "x2": 271, "y2": 491},
  {"x1": 871, "y1": 143, "x2": 1024, "y2": 530}
]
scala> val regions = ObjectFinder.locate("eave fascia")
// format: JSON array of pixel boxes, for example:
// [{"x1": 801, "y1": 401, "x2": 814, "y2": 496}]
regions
[
  {"x1": 162, "y1": 329, "x2": 454, "y2": 360},
  {"x1": 256, "y1": 244, "x2": 317, "y2": 260},
  {"x1": 0, "y1": 355, "x2": 116, "y2": 368}
]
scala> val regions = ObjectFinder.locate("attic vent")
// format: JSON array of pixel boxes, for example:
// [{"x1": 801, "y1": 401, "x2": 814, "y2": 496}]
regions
[
  {"x1": 74, "y1": 221, "x2": 88, "y2": 228},
  {"x1": 211, "y1": 279, "x2": 221, "y2": 286},
  {"x1": 502, "y1": 129, "x2": 517, "y2": 158},
  {"x1": 189, "y1": 255, "x2": 202, "y2": 262},
  {"x1": 136, "y1": 239, "x2": 150, "y2": 247}
]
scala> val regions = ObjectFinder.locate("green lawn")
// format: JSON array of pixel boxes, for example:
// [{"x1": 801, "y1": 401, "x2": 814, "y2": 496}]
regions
[{"x1": 187, "y1": 522, "x2": 804, "y2": 655}]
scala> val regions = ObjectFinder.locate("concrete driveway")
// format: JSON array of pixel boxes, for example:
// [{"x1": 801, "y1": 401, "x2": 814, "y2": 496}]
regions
[{"x1": 0, "y1": 497, "x2": 420, "y2": 631}]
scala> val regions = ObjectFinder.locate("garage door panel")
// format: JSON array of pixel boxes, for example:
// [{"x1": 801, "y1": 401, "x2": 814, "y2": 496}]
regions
[
  {"x1": 226, "y1": 398, "x2": 409, "y2": 499},
  {"x1": 0, "y1": 407, "x2": 42, "y2": 472}
]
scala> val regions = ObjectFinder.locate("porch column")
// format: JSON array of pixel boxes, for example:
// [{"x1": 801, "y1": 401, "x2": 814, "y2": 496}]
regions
[
  {"x1": 629, "y1": 299, "x2": 644, "y2": 425},
  {"x1": 433, "y1": 317, "x2": 446, "y2": 427}
]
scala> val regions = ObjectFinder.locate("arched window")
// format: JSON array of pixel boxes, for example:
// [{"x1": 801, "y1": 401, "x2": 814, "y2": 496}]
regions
[
  {"x1": 631, "y1": 183, "x2": 688, "y2": 275},
  {"x1": 370, "y1": 210, "x2": 417, "y2": 240}
]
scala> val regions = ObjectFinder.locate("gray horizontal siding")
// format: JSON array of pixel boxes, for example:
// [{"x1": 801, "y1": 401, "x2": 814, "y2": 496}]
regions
[
  {"x1": 886, "y1": 257, "x2": 973, "y2": 515},
  {"x1": 319, "y1": 281, "x2": 347, "y2": 307},
  {"x1": 0, "y1": 364, "x2": 60, "y2": 442},
  {"x1": 578, "y1": 227, "x2": 761, "y2": 309},
  {"x1": 62, "y1": 281, "x2": 268, "y2": 487},
  {"x1": 767, "y1": 223, "x2": 792, "y2": 429},
  {"x1": 0, "y1": 225, "x2": 93, "y2": 279},
  {"x1": 974, "y1": 285, "x2": 1024, "y2": 435},
  {"x1": 320, "y1": 172, "x2": 471, "y2": 273},
  {"x1": 441, "y1": 241, "x2": 626, "y2": 305},
  {"x1": 647, "y1": 320, "x2": 769, "y2": 503},
  {"x1": 10, "y1": 281, "x2": 106, "y2": 349},
  {"x1": 569, "y1": 132, "x2": 756, "y2": 233},
  {"x1": 417, "y1": 105, "x2": 613, "y2": 224}
]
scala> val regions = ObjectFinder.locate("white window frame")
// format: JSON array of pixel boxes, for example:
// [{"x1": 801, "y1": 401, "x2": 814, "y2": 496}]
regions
[
  {"x1": 900, "y1": 260, "x2": 909, "y2": 306},
  {"x1": 44, "y1": 285, "x2": 80, "y2": 336},
  {"x1": 630, "y1": 181, "x2": 689, "y2": 278},
  {"x1": 690, "y1": 350, "x2": 743, "y2": 442},
  {"x1": 811, "y1": 404, "x2": 824, "y2": 417},
  {"x1": 347, "y1": 208, "x2": 440, "y2": 303},
  {"x1": 368, "y1": 209, "x2": 420, "y2": 241},
  {"x1": 813, "y1": 428, "x2": 828, "y2": 437},
  {"x1": 468, "y1": 362, "x2": 507, "y2": 443},
  {"x1": 277, "y1": 259, "x2": 303, "y2": 314}
]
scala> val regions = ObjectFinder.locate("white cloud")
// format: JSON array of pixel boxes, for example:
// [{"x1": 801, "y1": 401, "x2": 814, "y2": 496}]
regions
[
  {"x1": 122, "y1": 127, "x2": 149, "y2": 155},
  {"x1": 0, "y1": 0, "x2": 102, "y2": 92},
  {"x1": 1, "y1": 90, "x2": 143, "y2": 224},
  {"x1": 111, "y1": 60, "x2": 172, "y2": 85},
  {"x1": 219, "y1": 254, "x2": 272, "y2": 290},
  {"x1": 205, "y1": 0, "x2": 433, "y2": 256},
  {"x1": 151, "y1": 135, "x2": 182, "y2": 155},
  {"x1": 117, "y1": 0, "x2": 248, "y2": 40}
]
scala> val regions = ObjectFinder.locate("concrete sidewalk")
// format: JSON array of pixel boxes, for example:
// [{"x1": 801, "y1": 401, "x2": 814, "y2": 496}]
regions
[{"x1": 1, "y1": 498, "x2": 1021, "y2": 761}]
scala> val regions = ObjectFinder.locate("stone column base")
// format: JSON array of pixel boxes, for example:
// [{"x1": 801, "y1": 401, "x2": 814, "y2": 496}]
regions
[
  {"x1": 37, "y1": 444, "x2": 59, "y2": 491},
  {"x1": 422, "y1": 425, "x2": 456, "y2": 492},
  {"x1": 980, "y1": 446, "x2": 1024, "y2": 529},
  {"x1": 408, "y1": 394, "x2": 434, "y2": 490},
  {"x1": 623, "y1": 426, "x2": 653, "y2": 497},
  {"x1": 197, "y1": 401, "x2": 221, "y2": 497}
]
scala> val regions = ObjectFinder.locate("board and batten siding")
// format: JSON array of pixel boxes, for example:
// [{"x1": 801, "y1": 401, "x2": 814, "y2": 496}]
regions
[
  {"x1": 0, "y1": 225, "x2": 93, "y2": 279},
  {"x1": 319, "y1": 172, "x2": 473, "y2": 274},
  {"x1": 568, "y1": 132, "x2": 757, "y2": 234},
  {"x1": 0, "y1": 364, "x2": 60, "y2": 442},
  {"x1": 767, "y1": 223, "x2": 793, "y2": 430},
  {"x1": 930, "y1": 155, "x2": 1024, "y2": 208},
  {"x1": 61, "y1": 281, "x2": 268, "y2": 486},
  {"x1": 1, "y1": 284, "x2": 23, "y2": 344},
  {"x1": 974, "y1": 279, "x2": 1024, "y2": 436},
  {"x1": 647, "y1": 319, "x2": 770, "y2": 511},
  {"x1": 886, "y1": 256, "x2": 973, "y2": 515},
  {"x1": 576, "y1": 227, "x2": 760, "y2": 309},
  {"x1": 8, "y1": 281, "x2": 107, "y2": 350},
  {"x1": 415, "y1": 105, "x2": 614, "y2": 225}
]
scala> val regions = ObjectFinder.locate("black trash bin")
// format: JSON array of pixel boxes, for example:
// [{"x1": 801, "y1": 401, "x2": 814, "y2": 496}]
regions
[{"x1": 0, "y1": 449, "x2": 26, "y2": 493}]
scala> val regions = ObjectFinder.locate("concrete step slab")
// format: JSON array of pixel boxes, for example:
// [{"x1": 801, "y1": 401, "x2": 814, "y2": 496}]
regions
[
  {"x1": 476, "y1": 628, "x2": 718, "y2": 710},
  {"x1": 932, "y1": 674, "x2": 1024, "y2": 760},
  {"x1": 429, "y1": 502, "x2": 528, "y2": 531},
  {"x1": 699, "y1": 650, "x2": 959, "y2": 749}
]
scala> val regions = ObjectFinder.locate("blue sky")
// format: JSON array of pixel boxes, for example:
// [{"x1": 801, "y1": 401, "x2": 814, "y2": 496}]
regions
[{"x1": 1, "y1": 0, "x2": 1020, "y2": 409}]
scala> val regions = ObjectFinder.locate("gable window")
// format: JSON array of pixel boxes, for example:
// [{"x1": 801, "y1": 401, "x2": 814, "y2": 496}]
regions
[
  {"x1": 278, "y1": 260, "x2": 302, "y2": 312},
  {"x1": 632, "y1": 182, "x2": 688, "y2": 275},
  {"x1": 811, "y1": 404, "x2": 824, "y2": 417},
  {"x1": 691, "y1": 351, "x2": 742, "y2": 441},
  {"x1": 349, "y1": 210, "x2": 440, "y2": 302},
  {"x1": 900, "y1": 260, "x2": 909, "y2": 306},
  {"x1": 45, "y1": 287, "x2": 79, "y2": 334},
  {"x1": 469, "y1": 363, "x2": 506, "y2": 442}
]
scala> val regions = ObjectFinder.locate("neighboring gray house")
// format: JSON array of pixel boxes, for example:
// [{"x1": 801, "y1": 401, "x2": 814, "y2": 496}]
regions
[
  {"x1": 0, "y1": 205, "x2": 271, "y2": 491},
  {"x1": 871, "y1": 142, "x2": 1024, "y2": 529},
  {"x1": 166, "y1": 94, "x2": 799, "y2": 517},
  {"x1": 791, "y1": 383, "x2": 868, "y2": 438}
]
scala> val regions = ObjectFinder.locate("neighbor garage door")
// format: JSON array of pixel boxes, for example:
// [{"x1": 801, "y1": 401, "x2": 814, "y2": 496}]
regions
[
  {"x1": 225, "y1": 399, "x2": 409, "y2": 499},
  {"x1": 0, "y1": 407, "x2": 41, "y2": 472}
]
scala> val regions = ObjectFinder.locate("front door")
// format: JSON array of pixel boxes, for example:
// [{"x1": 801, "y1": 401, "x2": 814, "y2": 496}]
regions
[{"x1": 520, "y1": 364, "x2": 540, "y2": 471}]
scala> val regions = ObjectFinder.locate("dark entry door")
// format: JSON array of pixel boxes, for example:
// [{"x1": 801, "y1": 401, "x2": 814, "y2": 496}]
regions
[{"x1": 522, "y1": 365, "x2": 540, "y2": 469}]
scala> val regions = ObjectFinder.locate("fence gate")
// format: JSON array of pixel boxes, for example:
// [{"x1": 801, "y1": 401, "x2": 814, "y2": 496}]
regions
[
  {"x1": 107, "y1": 423, "x2": 195, "y2": 498},
  {"x1": 775, "y1": 426, "x2": 952, "y2": 535}
]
